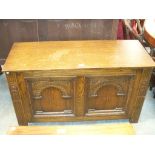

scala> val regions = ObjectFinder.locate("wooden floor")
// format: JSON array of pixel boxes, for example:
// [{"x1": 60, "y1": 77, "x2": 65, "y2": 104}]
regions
[{"x1": 7, "y1": 123, "x2": 135, "y2": 135}]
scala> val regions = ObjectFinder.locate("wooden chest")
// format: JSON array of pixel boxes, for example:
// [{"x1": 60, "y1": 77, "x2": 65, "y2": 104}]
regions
[{"x1": 3, "y1": 40, "x2": 155, "y2": 125}]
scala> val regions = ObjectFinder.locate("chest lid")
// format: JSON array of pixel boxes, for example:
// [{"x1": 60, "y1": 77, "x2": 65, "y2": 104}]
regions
[{"x1": 3, "y1": 40, "x2": 155, "y2": 71}]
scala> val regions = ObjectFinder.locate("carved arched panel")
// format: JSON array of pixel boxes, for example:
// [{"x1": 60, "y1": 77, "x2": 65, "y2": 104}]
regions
[
  {"x1": 87, "y1": 76, "x2": 131, "y2": 115},
  {"x1": 25, "y1": 77, "x2": 75, "y2": 116},
  {"x1": 40, "y1": 87, "x2": 72, "y2": 112},
  {"x1": 89, "y1": 81, "x2": 125, "y2": 97},
  {"x1": 31, "y1": 80, "x2": 71, "y2": 99},
  {"x1": 88, "y1": 85, "x2": 124, "y2": 110}
]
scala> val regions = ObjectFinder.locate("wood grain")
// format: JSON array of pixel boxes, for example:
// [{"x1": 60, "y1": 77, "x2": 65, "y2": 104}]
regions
[
  {"x1": 3, "y1": 40, "x2": 155, "y2": 72},
  {"x1": 75, "y1": 77, "x2": 86, "y2": 116},
  {"x1": 6, "y1": 72, "x2": 29, "y2": 125},
  {"x1": 26, "y1": 77, "x2": 76, "y2": 116},
  {"x1": 7, "y1": 123, "x2": 135, "y2": 135},
  {"x1": 87, "y1": 76, "x2": 131, "y2": 116},
  {"x1": 130, "y1": 68, "x2": 152, "y2": 122}
]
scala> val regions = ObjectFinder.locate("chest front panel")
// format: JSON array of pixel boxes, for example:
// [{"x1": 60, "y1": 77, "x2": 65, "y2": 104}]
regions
[
  {"x1": 6, "y1": 68, "x2": 152, "y2": 125},
  {"x1": 17, "y1": 69, "x2": 138, "y2": 123}
]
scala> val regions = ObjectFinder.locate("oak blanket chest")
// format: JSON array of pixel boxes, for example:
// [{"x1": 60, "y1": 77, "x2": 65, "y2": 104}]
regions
[{"x1": 3, "y1": 40, "x2": 155, "y2": 125}]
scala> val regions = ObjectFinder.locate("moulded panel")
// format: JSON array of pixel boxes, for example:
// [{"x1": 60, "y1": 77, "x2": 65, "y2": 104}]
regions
[
  {"x1": 25, "y1": 76, "x2": 76, "y2": 117},
  {"x1": 85, "y1": 75, "x2": 135, "y2": 116}
]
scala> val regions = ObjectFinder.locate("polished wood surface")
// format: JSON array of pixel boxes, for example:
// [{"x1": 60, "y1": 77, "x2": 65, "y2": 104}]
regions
[
  {"x1": 144, "y1": 19, "x2": 155, "y2": 47},
  {"x1": 3, "y1": 40, "x2": 155, "y2": 72},
  {"x1": 7, "y1": 123, "x2": 135, "y2": 135},
  {"x1": 4, "y1": 41, "x2": 154, "y2": 125}
]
